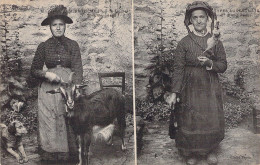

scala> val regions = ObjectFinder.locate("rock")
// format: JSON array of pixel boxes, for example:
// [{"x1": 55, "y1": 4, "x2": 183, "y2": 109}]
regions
[
  {"x1": 0, "y1": 84, "x2": 8, "y2": 93},
  {"x1": 11, "y1": 88, "x2": 24, "y2": 96},
  {"x1": 134, "y1": 68, "x2": 147, "y2": 78},
  {"x1": 32, "y1": 32, "x2": 46, "y2": 37},
  {"x1": 147, "y1": 128, "x2": 160, "y2": 134},
  {"x1": 88, "y1": 47, "x2": 106, "y2": 54},
  {"x1": 95, "y1": 57, "x2": 104, "y2": 64},
  {"x1": 248, "y1": 38, "x2": 260, "y2": 46},
  {"x1": 8, "y1": 76, "x2": 25, "y2": 89},
  {"x1": 126, "y1": 113, "x2": 134, "y2": 126},
  {"x1": 135, "y1": 6, "x2": 156, "y2": 14},
  {"x1": 125, "y1": 126, "x2": 134, "y2": 138},
  {"x1": 136, "y1": 115, "x2": 145, "y2": 127},
  {"x1": 0, "y1": 93, "x2": 10, "y2": 106}
]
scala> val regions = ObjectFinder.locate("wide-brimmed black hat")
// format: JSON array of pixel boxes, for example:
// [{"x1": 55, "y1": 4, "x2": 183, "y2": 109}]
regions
[
  {"x1": 184, "y1": 1, "x2": 217, "y2": 33},
  {"x1": 41, "y1": 5, "x2": 73, "y2": 26}
]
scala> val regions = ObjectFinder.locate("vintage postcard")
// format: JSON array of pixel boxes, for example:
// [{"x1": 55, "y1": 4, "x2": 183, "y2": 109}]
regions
[
  {"x1": 0, "y1": 0, "x2": 134, "y2": 165},
  {"x1": 0, "y1": 0, "x2": 260, "y2": 165},
  {"x1": 134, "y1": 0, "x2": 260, "y2": 165}
]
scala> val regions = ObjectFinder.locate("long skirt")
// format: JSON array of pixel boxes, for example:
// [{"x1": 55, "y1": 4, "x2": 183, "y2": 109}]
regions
[
  {"x1": 174, "y1": 66, "x2": 225, "y2": 154},
  {"x1": 37, "y1": 67, "x2": 77, "y2": 160}
]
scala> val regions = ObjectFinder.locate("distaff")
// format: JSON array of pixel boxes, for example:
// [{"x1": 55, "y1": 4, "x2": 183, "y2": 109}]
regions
[{"x1": 204, "y1": 21, "x2": 221, "y2": 53}]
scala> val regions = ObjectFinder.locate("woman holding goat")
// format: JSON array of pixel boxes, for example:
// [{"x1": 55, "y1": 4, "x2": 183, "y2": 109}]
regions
[{"x1": 30, "y1": 5, "x2": 83, "y2": 162}]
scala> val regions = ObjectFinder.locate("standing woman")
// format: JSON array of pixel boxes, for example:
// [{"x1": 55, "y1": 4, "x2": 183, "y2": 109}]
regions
[
  {"x1": 30, "y1": 5, "x2": 83, "y2": 161},
  {"x1": 166, "y1": 1, "x2": 227, "y2": 165}
]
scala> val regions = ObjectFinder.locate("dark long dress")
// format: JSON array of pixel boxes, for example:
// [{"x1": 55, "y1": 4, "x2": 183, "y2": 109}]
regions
[
  {"x1": 170, "y1": 32, "x2": 227, "y2": 154},
  {"x1": 30, "y1": 36, "x2": 83, "y2": 160}
]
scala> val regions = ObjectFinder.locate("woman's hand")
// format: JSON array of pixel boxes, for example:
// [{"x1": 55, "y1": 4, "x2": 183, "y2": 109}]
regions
[
  {"x1": 197, "y1": 56, "x2": 213, "y2": 67},
  {"x1": 45, "y1": 72, "x2": 61, "y2": 83},
  {"x1": 164, "y1": 92, "x2": 179, "y2": 109}
]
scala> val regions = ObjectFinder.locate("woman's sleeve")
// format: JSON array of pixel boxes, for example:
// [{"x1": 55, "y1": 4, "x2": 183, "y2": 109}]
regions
[
  {"x1": 71, "y1": 41, "x2": 83, "y2": 84},
  {"x1": 30, "y1": 42, "x2": 46, "y2": 79},
  {"x1": 169, "y1": 41, "x2": 186, "y2": 93},
  {"x1": 210, "y1": 41, "x2": 227, "y2": 73}
]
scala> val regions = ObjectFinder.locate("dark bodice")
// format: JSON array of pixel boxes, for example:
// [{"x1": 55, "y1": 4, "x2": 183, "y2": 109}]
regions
[
  {"x1": 170, "y1": 32, "x2": 227, "y2": 93},
  {"x1": 30, "y1": 36, "x2": 83, "y2": 83}
]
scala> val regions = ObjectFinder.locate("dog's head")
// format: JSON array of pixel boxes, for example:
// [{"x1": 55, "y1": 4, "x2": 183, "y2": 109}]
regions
[{"x1": 8, "y1": 120, "x2": 28, "y2": 136}]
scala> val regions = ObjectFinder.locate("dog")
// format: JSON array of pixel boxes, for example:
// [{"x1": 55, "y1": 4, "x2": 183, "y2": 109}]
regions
[{"x1": 1, "y1": 120, "x2": 28, "y2": 163}]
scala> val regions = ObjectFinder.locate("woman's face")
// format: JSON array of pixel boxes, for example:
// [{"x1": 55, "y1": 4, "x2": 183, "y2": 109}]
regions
[
  {"x1": 50, "y1": 18, "x2": 66, "y2": 37},
  {"x1": 190, "y1": 10, "x2": 208, "y2": 32}
]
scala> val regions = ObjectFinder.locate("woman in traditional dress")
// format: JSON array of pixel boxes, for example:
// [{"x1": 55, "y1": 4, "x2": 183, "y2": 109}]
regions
[
  {"x1": 166, "y1": 1, "x2": 227, "y2": 165},
  {"x1": 30, "y1": 5, "x2": 83, "y2": 162}
]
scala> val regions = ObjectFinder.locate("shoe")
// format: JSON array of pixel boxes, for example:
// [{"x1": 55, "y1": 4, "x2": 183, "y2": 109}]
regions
[
  {"x1": 207, "y1": 153, "x2": 218, "y2": 165},
  {"x1": 186, "y1": 157, "x2": 197, "y2": 165}
]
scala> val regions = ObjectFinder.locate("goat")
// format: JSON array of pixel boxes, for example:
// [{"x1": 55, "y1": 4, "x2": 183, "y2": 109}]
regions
[{"x1": 46, "y1": 73, "x2": 126, "y2": 165}]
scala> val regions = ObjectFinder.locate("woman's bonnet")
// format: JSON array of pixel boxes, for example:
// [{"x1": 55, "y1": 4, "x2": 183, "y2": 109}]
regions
[{"x1": 41, "y1": 5, "x2": 73, "y2": 26}]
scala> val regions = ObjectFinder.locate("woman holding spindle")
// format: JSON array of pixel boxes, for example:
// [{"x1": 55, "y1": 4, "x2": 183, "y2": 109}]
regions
[
  {"x1": 165, "y1": 1, "x2": 227, "y2": 165},
  {"x1": 30, "y1": 5, "x2": 83, "y2": 162}
]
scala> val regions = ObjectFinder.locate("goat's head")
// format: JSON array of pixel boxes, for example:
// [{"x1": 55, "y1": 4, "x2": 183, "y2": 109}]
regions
[{"x1": 46, "y1": 72, "x2": 87, "y2": 114}]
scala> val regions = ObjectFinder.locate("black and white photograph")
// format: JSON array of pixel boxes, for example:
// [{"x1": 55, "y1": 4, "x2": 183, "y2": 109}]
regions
[
  {"x1": 135, "y1": 0, "x2": 260, "y2": 164},
  {"x1": 0, "y1": 0, "x2": 134, "y2": 165},
  {"x1": 1, "y1": 0, "x2": 260, "y2": 165}
]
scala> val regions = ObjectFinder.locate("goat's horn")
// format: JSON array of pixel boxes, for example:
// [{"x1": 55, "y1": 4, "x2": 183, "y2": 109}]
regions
[
  {"x1": 69, "y1": 72, "x2": 75, "y2": 83},
  {"x1": 46, "y1": 88, "x2": 60, "y2": 94},
  {"x1": 60, "y1": 78, "x2": 68, "y2": 86},
  {"x1": 75, "y1": 84, "x2": 88, "y2": 89}
]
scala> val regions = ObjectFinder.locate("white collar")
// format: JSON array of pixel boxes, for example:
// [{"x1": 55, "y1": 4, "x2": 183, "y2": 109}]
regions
[{"x1": 192, "y1": 29, "x2": 209, "y2": 37}]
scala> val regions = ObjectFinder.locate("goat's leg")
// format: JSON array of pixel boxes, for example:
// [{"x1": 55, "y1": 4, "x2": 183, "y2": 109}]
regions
[
  {"x1": 77, "y1": 135, "x2": 84, "y2": 165},
  {"x1": 80, "y1": 134, "x2": 87, "y2": 165},
  {"x1": 120, "y1": 129, "x2": 126, "y2": 151},
  {"x1": 84, "y1": 133, "x2": 92, "y2": 165},
  {"x1": 117, "y1": 113, "x2": 127, "y2": 151}
]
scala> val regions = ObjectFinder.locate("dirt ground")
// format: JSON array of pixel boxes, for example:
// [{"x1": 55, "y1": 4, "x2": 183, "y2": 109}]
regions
[
  {"x1": 137, "y1": 115, "x2": 260, "y2": 165},
  {"x1": 1, "y1": 105, "x2": 260, "y2": 165},
  {"x1": 1, "y1": 117, "x2": 260, "y2": 165},
  {"x1": 1, "y1": 125, "x2": 135, "y2": 165}
]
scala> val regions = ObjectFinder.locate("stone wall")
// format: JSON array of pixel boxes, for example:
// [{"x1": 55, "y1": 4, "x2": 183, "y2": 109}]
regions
[
  {"x1": 0, "y1": 0, "x2": 132, "y2": 97},
  {"x1": 134, "y1": 0, "x2": 260, "y2": 101},
  {"x1": 1, "y1": 0, "x2": 260, "y2": 104}
]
